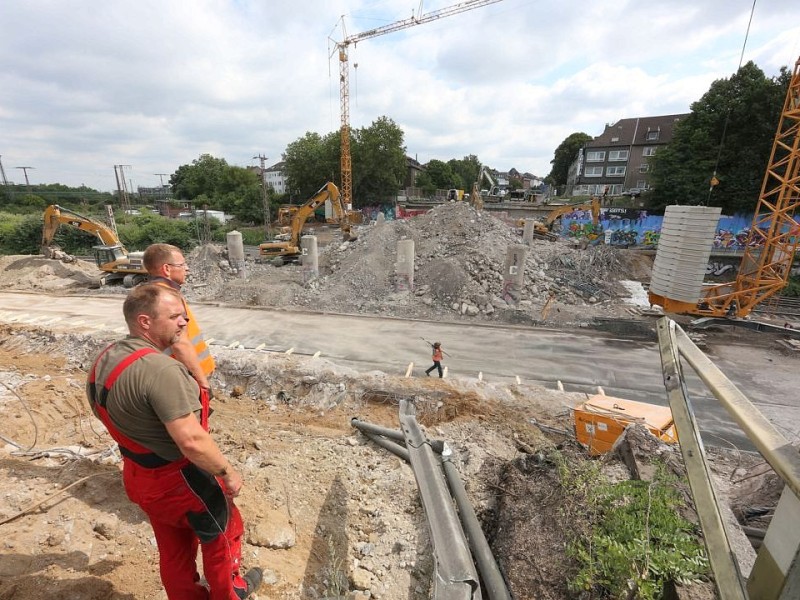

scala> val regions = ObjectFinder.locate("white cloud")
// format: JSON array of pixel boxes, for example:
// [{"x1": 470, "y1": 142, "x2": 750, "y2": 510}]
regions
[{"x1": 0, "y1": 0, "x2": 798, "y2": 191}]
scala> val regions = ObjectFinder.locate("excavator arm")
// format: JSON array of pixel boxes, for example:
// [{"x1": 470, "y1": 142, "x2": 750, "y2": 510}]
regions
[
  {"x1": 288, "y1": 182, "x2": 348, "y2": 242},
  {"x1": 259, "y1": 182, "x2": 352, "y2": 261},
  {"x1": 40, "y1": 204, "x2": 146, "y2": 286},
  {"x1": 544, "y1": 198, "x2": 600, "y2": 228},
  {"x1": 42, "y1": 204, "x2": 124, "y2": 250}
]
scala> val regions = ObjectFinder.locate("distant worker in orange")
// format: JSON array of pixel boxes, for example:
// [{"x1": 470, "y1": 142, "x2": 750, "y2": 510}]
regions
[
  {"x1": 425, "y1": 342, "x2": 444, "y2": 378},
  {"x1": 143, "y1": 244, "x2": 215, "y2": 393}
]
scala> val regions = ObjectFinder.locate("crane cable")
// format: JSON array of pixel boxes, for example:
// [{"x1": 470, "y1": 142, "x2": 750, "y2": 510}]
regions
[{"x1": 705, "y1": 0, "x2": 758, "y2": 205}]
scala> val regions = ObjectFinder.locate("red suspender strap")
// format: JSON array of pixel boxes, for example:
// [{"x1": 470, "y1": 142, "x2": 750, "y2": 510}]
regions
[
  {"x1": 89, "y1": 347, "x2": 161, "y2": 457},
  {"x1": 199, "y1": 386, "x2": 210, "y2": 431},
  {"x1": 89, "y1": 345, "x2": 209, "y2": 467}
]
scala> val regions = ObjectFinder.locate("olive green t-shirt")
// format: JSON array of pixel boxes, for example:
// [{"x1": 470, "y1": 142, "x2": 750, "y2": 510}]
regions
[{"x1": 88, "y1": 337, "x2": 201, "y2": 461}]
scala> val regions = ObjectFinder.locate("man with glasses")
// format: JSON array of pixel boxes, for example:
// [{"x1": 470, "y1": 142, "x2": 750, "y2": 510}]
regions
[{"x1": 143, "y1": 243, "x2": 215, "y2": 393}]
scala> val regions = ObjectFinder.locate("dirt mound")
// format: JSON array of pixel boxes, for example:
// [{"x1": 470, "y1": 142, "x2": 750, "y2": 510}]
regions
[
  {"x1": 0, "y1": 255, "x2": 101, "y2": 291},
  {"x1": 175, "y1": 204, "x2": 651, "y2": 327},
  {"x1": 0, "y1": 204, "x2": 652, "y2": 328}
]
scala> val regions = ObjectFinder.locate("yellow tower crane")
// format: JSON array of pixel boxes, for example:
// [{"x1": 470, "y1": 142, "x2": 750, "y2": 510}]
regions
[{"x1": 333, "y1": 0, "x2": 503, "y2": 209}]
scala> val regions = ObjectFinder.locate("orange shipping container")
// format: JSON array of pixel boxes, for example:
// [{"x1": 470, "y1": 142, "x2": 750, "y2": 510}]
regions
[{"x1": 574, "y1": 395, "x2": 678, "y2": 455}]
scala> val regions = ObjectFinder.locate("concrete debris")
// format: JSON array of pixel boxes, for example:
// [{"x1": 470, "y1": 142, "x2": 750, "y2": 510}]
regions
[{"x1": 180, "y1": 203, "x2": 652, "y2": 327}]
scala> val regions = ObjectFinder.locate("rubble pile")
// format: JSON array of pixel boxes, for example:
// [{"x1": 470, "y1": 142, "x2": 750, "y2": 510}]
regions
[
  {"x1": 186, "y1": 203, "x2": 649, "y2": 325},
  {"x1": 0, "y1": 203, "x2": 651, "y2": 326}
]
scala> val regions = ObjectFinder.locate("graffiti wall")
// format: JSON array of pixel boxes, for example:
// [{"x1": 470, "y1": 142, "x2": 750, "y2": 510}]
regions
[{"x1": 560, "y1": 210, "x2": 768, "y2": 249}]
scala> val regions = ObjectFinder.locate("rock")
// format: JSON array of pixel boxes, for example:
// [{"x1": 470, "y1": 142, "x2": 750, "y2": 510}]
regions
[
  {"x1": 247, "y1": 510, "x2": 296, "y2": 549},
  {"x1": 465, "y1": 305, "x2": 480, "y2": 316},
  {"x1": 93, "y1": 514, "x2": 119, "y2": 540},
  {"x1": 231, "y1": 385, "x2": 245, "y2": 397},
  {"x1": 350, "y1": 567, "x2": 373, "y2": 591}
]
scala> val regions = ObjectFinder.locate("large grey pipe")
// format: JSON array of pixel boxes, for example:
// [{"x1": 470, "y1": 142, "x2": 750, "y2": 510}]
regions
[
  {"x1": 441, "y1": 448, "x2": 512, "y2": 600},
  {"x1": 351, "y1": 417, "x2": 445, "y2": 453}
]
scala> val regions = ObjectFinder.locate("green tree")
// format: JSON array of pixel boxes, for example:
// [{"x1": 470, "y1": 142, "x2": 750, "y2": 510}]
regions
[
  {"x1": 420, "y1": 159, "x2": 458, "y2": 190},
  {"x1": 547, "y1": 132, "x2": 592, "y2": 187},
  {"x1": 170, "y1": 154, "x2": 262, "y2": 222},
  {"x1": 447, "y1": 155, "x2": 482, "y2": 191},
  {"x1": 649, "y1": 61, "x2": 789, "y2": 213},
  {"x1": 283, "y1": 132, "x2": 341, "y2": 200},
  {"x1": 351, "y1": 116, "x2": 406, "y2": 206}
]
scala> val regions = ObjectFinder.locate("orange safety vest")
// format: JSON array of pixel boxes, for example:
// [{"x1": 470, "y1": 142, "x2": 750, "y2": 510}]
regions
[{"x1": 151, "y1": 277, "x2": 216, "y2": 377}]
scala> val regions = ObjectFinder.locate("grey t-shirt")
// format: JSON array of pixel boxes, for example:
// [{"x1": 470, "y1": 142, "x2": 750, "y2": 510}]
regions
[{"x1": 88, "y1": 337, "x2": 201, "y2": 461}]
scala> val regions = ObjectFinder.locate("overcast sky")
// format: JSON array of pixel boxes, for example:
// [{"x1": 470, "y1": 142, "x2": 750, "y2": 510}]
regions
[{"x1": 1, "y1": 0, "x2": 799, "y2": 193}]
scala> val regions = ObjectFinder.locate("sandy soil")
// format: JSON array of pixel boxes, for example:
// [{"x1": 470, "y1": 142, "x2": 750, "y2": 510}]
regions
[
  {"x1": 0, "y1": 203, "x2": 793, "y2": 598},
  {"x1": 0, "y1": 322, "x2": 782, "y2": 599}
]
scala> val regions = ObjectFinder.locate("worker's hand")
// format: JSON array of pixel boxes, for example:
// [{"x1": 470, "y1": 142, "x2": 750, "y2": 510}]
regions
[{"x1": 220, "y1": 467, "x2": 243, "y2": 497}]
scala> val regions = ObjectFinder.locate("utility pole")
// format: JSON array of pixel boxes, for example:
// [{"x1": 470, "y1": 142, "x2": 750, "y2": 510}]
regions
[
  {"x1": 0, "y1": 156, "x2": 9, "y2": 187},
  {"x1": 15, "y1": 166, "x2": 34, "y2": 196},
  {"x1": 253, "y1": 154, "x2": 270, "y2": 236},
  {"x1": 114, "y1": 165, "x2": 131, "y2": 213},
  {"x1": 153, "y1": 173, "x2": 170, "y2": 204},
  {"x1": 0, "y1": 156, "x2": 10, "y2": 202}
]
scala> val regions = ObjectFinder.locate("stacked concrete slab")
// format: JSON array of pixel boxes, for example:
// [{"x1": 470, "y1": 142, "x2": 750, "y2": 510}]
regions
[{"x1": 650, "y1": 205, "x2": 722, "y2": 302}]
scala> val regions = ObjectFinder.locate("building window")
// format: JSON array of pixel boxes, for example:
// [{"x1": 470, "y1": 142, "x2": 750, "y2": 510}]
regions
[
  {"x1": 585, "y1": 167, "x2": 603, "y2": 177},
  {"x1": 638, "y1": 163, "x2": 649, "y2": 173},
  {"x1": 611, "y1": 137, "x2": 619, "y2": 142},
  {"x1": 606, "y1": 166, "x2": 626, "y2": 177},
  {"x1": 609, "y1": 150, "x2": 629, "y2": 161},
  {"x1": 586, "y1": 151, "x2": 605, "y2": 162},
  {"x1": 636, "y1": 180, "x2": 648, "y2": 189},
  {"x1": 646, "y1": 130, "x2": 660, "y2": 141},
  {"x1": 643, "y1": 146, "x2": 657, "y2": 156}
]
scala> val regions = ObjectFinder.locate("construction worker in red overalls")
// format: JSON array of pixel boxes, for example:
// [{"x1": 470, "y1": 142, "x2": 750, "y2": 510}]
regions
[{"x1": 87, "y1": 284, "x2": 261, "y2": 599}]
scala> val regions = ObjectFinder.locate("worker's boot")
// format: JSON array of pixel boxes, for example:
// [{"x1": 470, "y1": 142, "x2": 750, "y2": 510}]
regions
[{"x1": 235, "y1": 567, "x2": 263, "y2": 599}]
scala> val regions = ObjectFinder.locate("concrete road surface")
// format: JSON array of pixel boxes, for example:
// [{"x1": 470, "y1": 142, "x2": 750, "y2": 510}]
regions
[{"x1": 1, "y1": 291, "x2": 797, "y2": 451}]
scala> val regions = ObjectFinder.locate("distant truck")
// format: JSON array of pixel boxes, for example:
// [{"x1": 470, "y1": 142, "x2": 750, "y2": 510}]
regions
[{"x1": 181, "y1": 209, "x2": 231, "y2": 223}]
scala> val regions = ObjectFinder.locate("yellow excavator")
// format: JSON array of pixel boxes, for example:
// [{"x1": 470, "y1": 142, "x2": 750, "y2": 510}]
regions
[
  {"x1": 518, "y1": 198, "x2": 601, "y2": 240},
  {"x1": 259, "y1": 182, "x2": 354, "y2": 266},
  {"x1": 41, "y1": 204, "x2": 148, "y2": 287}
]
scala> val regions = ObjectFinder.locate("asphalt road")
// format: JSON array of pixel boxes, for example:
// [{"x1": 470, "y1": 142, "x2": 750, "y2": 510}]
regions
[{"x1": 1, "y1": 290, "x2": 796, "y2": 451}]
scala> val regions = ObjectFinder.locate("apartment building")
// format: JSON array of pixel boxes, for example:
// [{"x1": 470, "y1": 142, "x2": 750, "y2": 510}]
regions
[{"x1": 567, "y1": 113, "x2": 689, "y2": 197}]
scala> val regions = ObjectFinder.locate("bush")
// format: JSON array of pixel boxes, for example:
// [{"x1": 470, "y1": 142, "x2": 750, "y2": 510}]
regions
[
  {"x1": 783, "y1": 275, "x2": 800, "y2": 297},
  {"x1": 558, "y1": 453, "x2": 709, "y2": 599}
]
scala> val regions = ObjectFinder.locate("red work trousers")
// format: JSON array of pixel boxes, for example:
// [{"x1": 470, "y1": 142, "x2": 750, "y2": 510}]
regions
[{"x1": 122, "y1": 457, "x2": 248, "y2": 600}]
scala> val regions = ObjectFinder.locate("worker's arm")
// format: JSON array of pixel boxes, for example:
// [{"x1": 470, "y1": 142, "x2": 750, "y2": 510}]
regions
[
  {"x1": 165, "y1": 413, "x2": 242, "y2": 496},
  {"x1": 170, "y1": 334, "x2": 211, "y2": 389}
]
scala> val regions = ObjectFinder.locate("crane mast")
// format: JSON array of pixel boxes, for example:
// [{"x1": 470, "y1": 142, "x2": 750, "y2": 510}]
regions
[
  {"x1": 335, "y1": 0, "x2": 503, "y2": 209},
  {"x1": 649, "y1": 55, "x2": 800, "y2": 318}
]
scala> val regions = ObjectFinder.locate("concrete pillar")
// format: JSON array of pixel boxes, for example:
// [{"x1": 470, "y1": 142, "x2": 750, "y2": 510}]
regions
[
  {"x1": 301, "y1": 235, "x2": 318, "y2": 282},
  {"x1": 396, "y1": 239, "x2": 415, "y2": 292},
  {"x1": 522, "y1": 219, "x2": 535, "y2": 245},
  {"x1": 226, "y1": 230, "x2": 246, "y2": 278},
  {"x1": 502, "y1": 245, "x2": 527, "y2": 305},
  {"x1": 747, "y1": 487, "x2": 800, "y2": 600}
]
